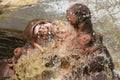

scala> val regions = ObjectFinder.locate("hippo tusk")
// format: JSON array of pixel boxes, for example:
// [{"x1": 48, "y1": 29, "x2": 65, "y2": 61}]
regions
[
  {"x1": 33, "y1": 42, "x2": 44, "y2": 53},
  {"x1": 51, "y1": 40, "x2": 56, "y2": 49}
]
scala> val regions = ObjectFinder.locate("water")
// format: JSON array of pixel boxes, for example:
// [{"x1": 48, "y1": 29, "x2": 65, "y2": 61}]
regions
[{"x1": 0, "y1": 0, "x2": 120, "y2": 72}]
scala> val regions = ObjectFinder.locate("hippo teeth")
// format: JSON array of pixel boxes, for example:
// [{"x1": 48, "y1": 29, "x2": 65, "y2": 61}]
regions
[{"x1": 34, "y1": 24, "x2": 41, "y2": 35}]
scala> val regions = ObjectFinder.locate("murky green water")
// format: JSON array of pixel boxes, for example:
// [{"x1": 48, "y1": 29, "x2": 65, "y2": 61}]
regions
[{"x1": 0, "y1": 0, "x2": 120, "y2": 72}]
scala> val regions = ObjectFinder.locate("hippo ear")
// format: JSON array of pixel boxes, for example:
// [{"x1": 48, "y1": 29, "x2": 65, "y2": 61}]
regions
[{"x1": 0, "y1": 30, "x2": 25, "y2": 60}]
